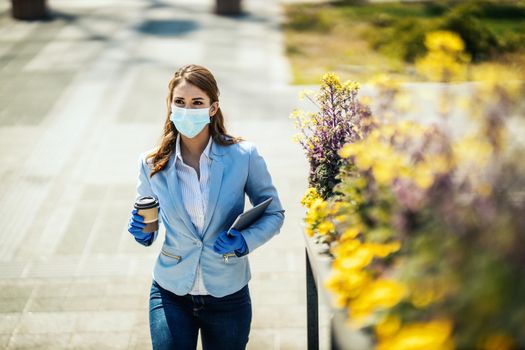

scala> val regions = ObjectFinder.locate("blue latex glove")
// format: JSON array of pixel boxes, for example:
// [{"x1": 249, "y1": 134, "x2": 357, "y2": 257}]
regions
[
  {"x1": 128, "y1": 208, "x2": 158, "y2": 243},
  {"x1": 213, "y1": 228, "x2": 248, "y2": 257}
]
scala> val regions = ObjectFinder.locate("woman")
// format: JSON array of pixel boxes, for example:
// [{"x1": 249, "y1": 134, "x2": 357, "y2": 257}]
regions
[{"x1": 127, "y1": 64, "x2": 285, "y2": 350}]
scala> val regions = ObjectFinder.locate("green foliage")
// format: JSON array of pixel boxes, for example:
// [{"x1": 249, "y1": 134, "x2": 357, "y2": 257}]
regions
[
  {"x1": 423, "y1": 2, "x2": 450, "y2": 16},
  {"x1": 439, "y1": 3, "x2": 500, "y2": 61},
  {"x1": 367, "y1": 18, "x2": 428, "y2": 63},
  {"x1": 283, "y1": 6, "x2": 334, "y2": 32},
  {"x1": 312, "y1": 158, "x2": 346, "y2": 199},
  {"x1": 480, "y1": 1, "x2": 525, "y2": 19},
  {"x1": 332, "y1": 0, "x2": 369, "y2": 5},
  {"x1": 362, "y1": 1, "x2": 525, "y2": 63},
  {"x1": 370, "y1": 12, "x2": 395, "y2": 27},
  {"x1": 425, "y1": 0, "x2": 525, "y2": 19}
]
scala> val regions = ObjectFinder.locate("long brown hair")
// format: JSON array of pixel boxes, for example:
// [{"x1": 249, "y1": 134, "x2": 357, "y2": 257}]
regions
[{"x1": 146, "y1": 64, "x2": 243, "y2": 177}]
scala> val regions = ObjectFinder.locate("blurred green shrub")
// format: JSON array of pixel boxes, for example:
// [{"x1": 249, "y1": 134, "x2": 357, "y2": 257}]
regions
[
  {"x1": 498, "y1": 32, "x2": 525, "y2": 52},
  {"x1": 333, "y1": 0, "x2": 369, "y2": 5},
  {"x1": 283, "y1": 6, "x2": 334, "y2": 32},
  {"x1": 423, "y1": 2, "x2": 449, "y2": 17},
  {"x1": 425, "y1": 0, "x2": 525, "y2": 19},
  {"x1": 478, "y1": 1, "x2": 525, "y2": 19},
  {"x1": 439, "y1": 3, "x2": 500, "y2": 61},
  {"x1": 370, "y1": 13, "x2": 395, "y2": 27},
  {"x1": 366, "y1": 1, "x2": 525, "y2": 63},
  {"x1": 367, "y1": 18, "x2": 428, "y2": 62}
]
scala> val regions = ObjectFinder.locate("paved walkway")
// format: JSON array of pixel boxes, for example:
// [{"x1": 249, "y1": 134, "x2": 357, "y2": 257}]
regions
[{"x1": 0, "y1": 0, "x2": 312, "y2": 348}]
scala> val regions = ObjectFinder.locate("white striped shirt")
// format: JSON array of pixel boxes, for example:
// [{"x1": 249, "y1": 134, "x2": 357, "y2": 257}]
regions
[{"x1": 174, "y1": 133, "x2": 212, "y2": 295}]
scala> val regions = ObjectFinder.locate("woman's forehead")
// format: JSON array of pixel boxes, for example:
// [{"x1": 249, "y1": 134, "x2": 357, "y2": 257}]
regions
[{"x1": 173, "y1": 81, "x2": 208, "y2": 99}]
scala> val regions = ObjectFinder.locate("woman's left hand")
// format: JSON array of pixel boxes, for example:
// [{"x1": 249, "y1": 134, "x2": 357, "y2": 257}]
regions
[{"x1": 213, "y1": 229, "x2": 248, "y2": 256}]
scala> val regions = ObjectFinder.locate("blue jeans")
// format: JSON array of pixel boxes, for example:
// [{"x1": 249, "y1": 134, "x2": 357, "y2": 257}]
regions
[{"x1": 149, "y1": 279, "x2": 252, "y2": 350}]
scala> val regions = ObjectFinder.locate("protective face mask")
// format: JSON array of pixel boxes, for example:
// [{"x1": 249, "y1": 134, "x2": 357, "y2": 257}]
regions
[{"x1": 170, "y1": 104, "x2": 211, "y2": 138}]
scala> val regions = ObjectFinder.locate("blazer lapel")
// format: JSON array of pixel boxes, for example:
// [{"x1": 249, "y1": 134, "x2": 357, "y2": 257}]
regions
[
  {"x1": 202, "y1": 138, "x2": 227, "y2": 236},
  {"x1": 202, "y1": 157, "x2": 224, "y2": 236}
]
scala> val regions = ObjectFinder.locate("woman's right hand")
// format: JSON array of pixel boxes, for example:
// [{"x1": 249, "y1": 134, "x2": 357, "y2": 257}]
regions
[{"x1": 127, "y1": 208, "x2": 155, "y2": 241}]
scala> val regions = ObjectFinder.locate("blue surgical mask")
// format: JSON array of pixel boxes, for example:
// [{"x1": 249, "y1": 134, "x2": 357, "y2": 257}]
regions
[{"x1": 170, "y1": 104, "x2": 211, "y2": 138}]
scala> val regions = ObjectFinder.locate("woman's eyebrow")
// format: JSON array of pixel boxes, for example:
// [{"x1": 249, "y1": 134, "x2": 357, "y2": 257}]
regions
[{"x1": 173, "y1": 97, "x2": 205, "y2": 100}]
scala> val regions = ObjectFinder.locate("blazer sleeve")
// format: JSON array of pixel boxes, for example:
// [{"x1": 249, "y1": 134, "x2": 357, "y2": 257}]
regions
[
  {"x1": 134, "y1": 152, "x2": 160, "y2": 247},
  {"x1": 241, "y1": 143, "x2": 285, "y2": 253}
]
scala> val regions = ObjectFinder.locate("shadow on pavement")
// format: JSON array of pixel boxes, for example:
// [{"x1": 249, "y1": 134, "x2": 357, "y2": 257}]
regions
[{"x1": 136, "y1": 19, "x2": 199, "y2": 37}]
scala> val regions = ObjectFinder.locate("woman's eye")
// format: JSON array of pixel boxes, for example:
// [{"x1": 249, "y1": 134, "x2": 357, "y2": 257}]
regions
[
  {"x1": 174, "y1": 100, "x2": 184, "y2": 105},
  {"x1": 194, "y1": 101, "x2": 203, "y2": 105}
]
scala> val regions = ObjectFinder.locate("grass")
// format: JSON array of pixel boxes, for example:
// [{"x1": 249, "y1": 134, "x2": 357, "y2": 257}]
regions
[{"x1": 282, "y1": 1, "x2": 525, "y2": 85}]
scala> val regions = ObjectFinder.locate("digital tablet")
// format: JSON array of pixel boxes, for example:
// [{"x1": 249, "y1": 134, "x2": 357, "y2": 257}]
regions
[{"x1": 229, "y1": 197, "x2": 273, "y2": 233}]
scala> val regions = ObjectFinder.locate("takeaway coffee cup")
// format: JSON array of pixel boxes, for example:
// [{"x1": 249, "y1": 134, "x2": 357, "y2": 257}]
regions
[{"x1": 134, "y1": 195, "x2": 159, "y2": 233}]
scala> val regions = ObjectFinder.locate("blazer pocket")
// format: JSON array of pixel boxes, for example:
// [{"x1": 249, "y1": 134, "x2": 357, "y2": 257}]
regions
[
  {"x1": 221, "y1": 252, "x2": 243, "y2": 264},
  {"x1": 161, "y1": 246, "x2": 182, "y2": 263}
]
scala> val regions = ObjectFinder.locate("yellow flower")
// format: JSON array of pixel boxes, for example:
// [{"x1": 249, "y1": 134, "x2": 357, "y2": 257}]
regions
[
  {"x1": 453, "y1": 135, "x2": 493, "y2": 169},
  {"x1": 416, "y1": 31, "x2": 470, "y2": 82},
  {"x1": 354, "y1": 177, "x2": 367, "y2": 189},
  {"x1": 301, "y1": 187, "x2": 320, "y2": 209},
  {"x1": 321, "y1": 72, "x2": 342, "y2": 89},
  {"x1": 317, "y1": 220, "x2": 335, "y2": 236},
  {"x1": 339, "y1": 143, "x2": 354, "y2": 158},
  {"x1": 328, "y1": 201, "x2": 346, "y2": 215},
  {"x1": 305, "y1": 198, "x2": 327, "y2": 226},
  {"x1": 399, "y1": 165, "x2": 413, "y2": 178},
  {"x1": 332, "y1": 240, "x2": 399, "y2": 271},
  {"x1": 325, "y1": 268, "x2": 372, "y2": 305},
  {"x1": 289, "y1": 109, "x2": 313, "y2": 130},
  {"x1": 342, "y1": 80, "x2": 361, "y2": 93},
  {"x1": 380, "y1": 124, "x2": 396, "y2": 138},
  {"x1": 349, "y1": 279, "x2": 406, "y2": 320},
  {"x1": 370, "y1": 146, "x2": 408, "y2": 185},
  {"x1": 425, "y1": 30, "x2": 465, "y2": 53},
  {"x1": 376, "y1": 320, "x2": 454, "y2": 350},
  {"x1": 291, "y1": 133, "x2": 304, "y2": 144},
  {"x1": 306, "y1": 227, "x2": 314, "y2": 237},
  {"x1": 332, "y1": 238, "x2": 361, "y2": 257},
  {"x1": 338, "y1": 245, "x2": 375, "y2": 270},
  {"x1": 431, "y1": 155, "x2": 454, "y2": 174},
  {"x1": 376, "y1": 315, "x2": 401, "y2": 339},
  {"x1": 372, "y1": 161, "x2": 396, "y2": 186},
  {"x1": 341, "y1": 227, "x2": 361, "y2": 240},
  {"x1": 368, "y1": 241, "x2": 401, "y2": 258},
  {"x1": 334, "y1": 214, "x2": 349, "y2": 223},
  {"x1": 310, "y1": 198, "x2": 327, "y2": 213},
  {"x1": 413, "y1": 162, "x2": 434, "y2": 189}
]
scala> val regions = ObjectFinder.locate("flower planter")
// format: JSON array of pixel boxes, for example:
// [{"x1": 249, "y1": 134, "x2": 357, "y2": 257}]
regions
[
  {"x1": 303, "y1": 228, "x2": 371, "y2": 350},
  {"x1": 215, "y1": 0, "x2": 242, "y2": 16},
  {"x1": 11, "y1": 0, "x2": 48, "y2": 20}
]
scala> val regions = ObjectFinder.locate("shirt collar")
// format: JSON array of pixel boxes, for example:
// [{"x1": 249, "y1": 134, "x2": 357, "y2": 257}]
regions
[{"x1": 175, "y1": 133, "x2": 213, "y2": 162}]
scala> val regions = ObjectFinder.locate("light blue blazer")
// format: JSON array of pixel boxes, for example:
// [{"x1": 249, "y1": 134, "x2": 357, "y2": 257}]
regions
[{"x1": 134, "y1": 137, "x2": 285, "y2": 297}]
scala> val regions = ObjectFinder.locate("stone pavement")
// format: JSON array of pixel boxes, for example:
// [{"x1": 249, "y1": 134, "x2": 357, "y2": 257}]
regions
[{"x1": 0, "y1": 0, "x2": 315, "y2": 348}]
